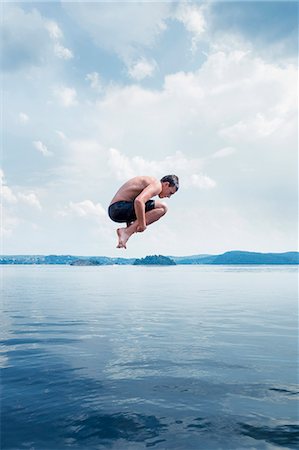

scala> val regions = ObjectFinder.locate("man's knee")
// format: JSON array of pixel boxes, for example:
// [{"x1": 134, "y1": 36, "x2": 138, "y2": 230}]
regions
[{"x1": 157, "y1": 202, "x2": 168, "y2": 216}]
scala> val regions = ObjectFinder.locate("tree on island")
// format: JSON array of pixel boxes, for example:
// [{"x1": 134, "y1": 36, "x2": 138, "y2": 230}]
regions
[{"x1": 133, "y1": 255, "x2": 176, "y2": 265}]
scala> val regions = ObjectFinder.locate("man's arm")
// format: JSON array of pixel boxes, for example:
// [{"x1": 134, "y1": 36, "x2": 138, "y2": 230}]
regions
[{"x1": 134, "y1": 182, "x2": 161, "y2": 231}]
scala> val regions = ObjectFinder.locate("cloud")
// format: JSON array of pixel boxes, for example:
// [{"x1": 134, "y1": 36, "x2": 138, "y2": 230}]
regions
[
  {"x1": 54, "y1": 43, "x2": 73, "y2": 60},
  {"x1": 208, "y1": 1, "x2": 298, "y2": 62},
  {"x1": 1, "y1": 5, "x2": 50, "y2": 71},
  {"x1": 2, "y1": 5, "x2": 73, "y2": 71},
  {"x1": 62, "y1": 2, "x2": 172, "y2": 61},
  {"x1": 175, "y1": 2, "x2": 207, "y2": 53},
  {"x1": 33, "y1": 140, "x2": 53, "y2": 157},
  {"x1": 1, "y1": 169, "x2": 42, "y2": 238},
  {"x1": 127, "y1": 57, "x2": 157, "y2": 81},
  {"x1": 108, "y1": 148, "x2": 214, "y2": 190},
  {"x1": 45, "y1": 21, "x2": 63, "y2": 40},
  {"x1": 89, "y1": 44, "x2": 295, "y2": 164},
  {"x1": 56, "y1": 130, "x2": 67, "y2": 140},
  {"x1": 1, "y1": 169, "x2": 42, "y2": 209},
  {"x1": 86, "y1": 72, "x2": 103, "y2": 92},
  {"x1": 190, "y1": 173, "x2": 216, "y2": 189},
  {"x1": 58, "y1": 139, "x2": 106, "y2": 182},
  {"x1": 53, "y1": 86, "x2": 77, "y2": 107},
  {"x1": 212, "y1": 147, "x2": 236, "y2": 158},
  {"x1": 0, "y1": 210, "x2": 20, "y2": 238},
  {"x1": 1, "y1": 169, "x2": 17, "y2": 204},
  {"x1": 18, "y1": 193, "x2": 42, "y2": 210},
  {"x1": 68, "y1": 200, "x2": 106, "y2": 220},
  {"x1": 61, "y1": 2, "x2": 208, "y2": 64},
  {"x1": 45, "y1": 19, "x2": 73, "y2": 60},
  {"x1": 1, "y1": 183, "x2": 18, "y2": 204},
  {"x1": 19, "y1": 112, "x2": 29, "y2": 124},
  {"x1": 219, "y1": 113, "x2": 285, "y2": 141}
]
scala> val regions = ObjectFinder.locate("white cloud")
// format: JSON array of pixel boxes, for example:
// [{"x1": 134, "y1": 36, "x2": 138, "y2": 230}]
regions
[
  {"x1": 54, "y1": 43, "x2": 73, "y2": 60},
  {"x1": 108, "y1": 148, "x2": 137, "y2": 181},
  {"x1": 219, "y1": 113, "x2": 284, "y2": 141},
  {"x1": 2, "y1": 186, "x2": 18, "y2": 204},
  {"x1": 1, "y1": 169, "x2": 17, "y2": 203},
  {"x1": 0, "y1": 211, "x2": 20, "y2": 238},
  {"x1": 45, "y1": 21, "x2": 63, "y2": 40},
  {"x1": 86, "y1": 72, "x2": 102, "y2": 92},
  {"x1": 190, "y1": 173, "x2": 216, "y2": 189},
  {"x1": 33, "y1": 140, "x2": 53, "y2": 157},
  {"x1": 56, "y1": 130, "x2": 67, "y2": 140},
  {"x1": 2, "y1": 5, "x2": 73, "y2": 71},
  {"x1": 61, "y1": 2, "x2": 208, "y2": 64},
  {"x1": 2, "y1": 5, "x2": 50, "y2": 71},
  {"x1": 108, "y1": 148, "x2": 212, "y2": 190},
  {"x1": 18, "y1": 192, "x2": 42, "y2": 210},
  {"x1": 46, "y1": 20, "x2": 73, "y2": 60},
  {"x1": 127, "y1": 57, "x2": 157, "y2": 81},
  {"x1": 59, "y1": 139, "x2": 106, "y2": 182},
  {"x1": 19, "y1": 112, "x2": 29, "y2": 124},
  {"x1": 212, "y1": 147, "x2": 236, "y2": 158},
  {"x1": 0, "y1": 169, "x2": 42, "y2": 239},
  {"x1": 62, "y1": 2, "x2": 172, "y2": 61},
  {"x1": 89, "y1": 46, "x2": 295, "y2": 168},
  {"x1": 53, "y1": 86, "x2": 77, "y2": 107},
  {"x1": 175, "y1": 3, "x2": 207, "y2": 53},
  {"x1": 69, "y1": 200, "x2": 106, "y2": 220},
  {"x1": 1, "y1": 169, "x2": 42, "y2": 209}
]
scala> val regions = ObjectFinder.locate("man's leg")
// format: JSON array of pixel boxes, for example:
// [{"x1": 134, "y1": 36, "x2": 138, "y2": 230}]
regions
[{"x1": 117, "y1": 202, "x2": 167, "y2": 248}]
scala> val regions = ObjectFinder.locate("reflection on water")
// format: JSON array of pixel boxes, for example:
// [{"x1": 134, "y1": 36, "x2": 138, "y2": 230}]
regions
[{"x1": 1, "y1": 265, "x2": 298, "y2": 449}]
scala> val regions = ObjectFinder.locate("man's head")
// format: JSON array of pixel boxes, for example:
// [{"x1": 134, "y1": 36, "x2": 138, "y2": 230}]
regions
[{"x1": 159, "y1": 175, "x2": 179, "y2": 198}]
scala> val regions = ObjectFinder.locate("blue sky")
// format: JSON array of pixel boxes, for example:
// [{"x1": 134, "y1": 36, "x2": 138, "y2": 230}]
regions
[{"x1": 1, "y1": 1, "x2": 298, "y2": 257}]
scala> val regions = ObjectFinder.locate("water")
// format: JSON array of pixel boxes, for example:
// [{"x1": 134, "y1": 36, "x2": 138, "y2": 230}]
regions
[{"x1": 1, "y1": 265, "x2": 298, "y2": 450}]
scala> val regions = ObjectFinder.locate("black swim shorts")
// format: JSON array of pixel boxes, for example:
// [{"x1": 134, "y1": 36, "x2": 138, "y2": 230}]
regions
[{"x1": 108, "y1": 200, "x2": 155, "y2": 224}]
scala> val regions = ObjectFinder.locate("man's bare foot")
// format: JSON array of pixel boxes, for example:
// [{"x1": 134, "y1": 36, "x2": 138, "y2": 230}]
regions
[{"x1": 117, "y1": 228, "x2": 129, "y2": 249}]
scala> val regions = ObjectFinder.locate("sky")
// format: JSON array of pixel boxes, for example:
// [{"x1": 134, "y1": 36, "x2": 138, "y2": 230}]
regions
[{"x1": 1, "y1": 0, "x2": 298, "y2": 257}]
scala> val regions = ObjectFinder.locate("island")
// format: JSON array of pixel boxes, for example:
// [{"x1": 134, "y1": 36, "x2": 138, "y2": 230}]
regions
[{"x1": 133, "y1": 255, "x2": 176, "y2": 265}]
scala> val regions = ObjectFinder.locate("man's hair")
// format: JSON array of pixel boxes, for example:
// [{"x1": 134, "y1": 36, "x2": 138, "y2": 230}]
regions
[{"x1": 160, "y1": 174, "x2": 179, "y2": 191}]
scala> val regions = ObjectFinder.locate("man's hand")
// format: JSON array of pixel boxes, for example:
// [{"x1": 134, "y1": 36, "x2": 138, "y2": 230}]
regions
[{"x1": 136, "y1": 224, "x2": 147, "y2": 233}]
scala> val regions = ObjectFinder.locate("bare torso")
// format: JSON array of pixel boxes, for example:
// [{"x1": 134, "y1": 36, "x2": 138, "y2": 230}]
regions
[{"x1": 110, "y1": 176, "x2": 161, "y2": 205}]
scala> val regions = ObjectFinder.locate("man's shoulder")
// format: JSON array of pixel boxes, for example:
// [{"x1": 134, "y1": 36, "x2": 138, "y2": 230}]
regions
[
  {"x1": 132, "y1": 176, "x2": 161, "y2": 198},
  {"x1": 143, "y1": 175, "x2": 160, "y2": 185},
  {"x1": 144, "y1": 176, "x2": 161, "y2": 190}
]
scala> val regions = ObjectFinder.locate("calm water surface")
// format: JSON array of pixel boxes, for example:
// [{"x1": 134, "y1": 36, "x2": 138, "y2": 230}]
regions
[{"x1": 1, "y1": 265, "x2": 298, "y2": 450}]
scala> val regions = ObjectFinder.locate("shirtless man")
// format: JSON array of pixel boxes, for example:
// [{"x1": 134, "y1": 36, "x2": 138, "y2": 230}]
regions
[{"x1": 108, "y1": 175, "x2": 179, "y2": 249}]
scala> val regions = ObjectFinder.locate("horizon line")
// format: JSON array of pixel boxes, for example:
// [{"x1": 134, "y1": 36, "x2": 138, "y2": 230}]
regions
[{"x1": 1, "y1": 250, "x2": 298, "y2": 258}]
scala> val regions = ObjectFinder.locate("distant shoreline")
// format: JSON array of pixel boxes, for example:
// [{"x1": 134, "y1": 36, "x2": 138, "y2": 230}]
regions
[{"x1": 1, "y1": 251, "x2": 298, "y2": 266}]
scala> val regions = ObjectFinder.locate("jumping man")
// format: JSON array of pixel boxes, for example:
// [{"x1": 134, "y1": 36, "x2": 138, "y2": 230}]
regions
[{"x1": 108, "y1": 175, "x2": 179, "y2": 249}]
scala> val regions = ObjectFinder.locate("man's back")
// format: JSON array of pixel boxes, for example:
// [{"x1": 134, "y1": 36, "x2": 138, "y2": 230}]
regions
[{"x1": 110, "y1": 176, "x2": 160, "y2": 204}]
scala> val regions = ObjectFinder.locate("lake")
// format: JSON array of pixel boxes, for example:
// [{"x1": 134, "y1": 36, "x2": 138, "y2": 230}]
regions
[{"x1": 1, "y1": 265, "x2": 298, "y2": 449}]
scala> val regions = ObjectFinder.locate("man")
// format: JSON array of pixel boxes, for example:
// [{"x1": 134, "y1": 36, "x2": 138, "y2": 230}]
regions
[{"x1": 108, "y1": 175, "x2": 179, "y2": 248}]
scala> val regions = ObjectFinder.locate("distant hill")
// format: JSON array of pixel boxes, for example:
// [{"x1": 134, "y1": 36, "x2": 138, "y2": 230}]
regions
[
  {"x1": 0, "y1": 252, "x2": 298, "y2": 265},
  {"x1": 134, "y1": 255, "x2": 176, "y2": 265},
  {"x1": 171, "y1": 251, "x2": 299, "y2": 265},
  {"x1": 0, "y1": 255, "x2": 134, "y2": 265},
  {"x1": 0, "y1": 255, "x2": 78, "y2": 265},
  {"x1": 210, "y1": 251, "x2": 299, "y2": 265}
]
